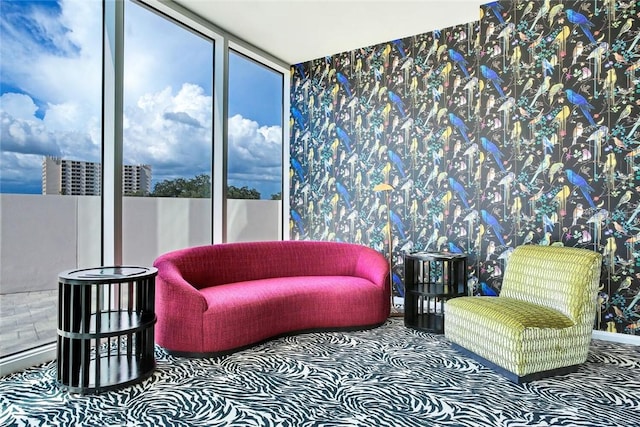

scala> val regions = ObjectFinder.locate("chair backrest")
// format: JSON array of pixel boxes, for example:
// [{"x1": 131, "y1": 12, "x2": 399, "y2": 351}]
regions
[{"x1": 500, "y1": 245, "x2": 602, "y2": 324}]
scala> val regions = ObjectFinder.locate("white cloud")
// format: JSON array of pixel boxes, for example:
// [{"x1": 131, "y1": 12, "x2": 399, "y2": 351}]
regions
[
  {"x1": 0, "y1": 0, "x2": 102, "y2": 169},
  {"x1": 0, "y1": 97, "x2": 60, "y2": 156},
  {"x1": 1, "y1": 81, "x2": 283, "y2": 195},
  {"x1": 0, "y1": 0, "x2": 282, "y2": 198},
  {"x1": 124, "y1": 86, "x2": 282, "y2": 195},
  {"x1": 0, "y1": 93, "x2": 39, "y2": 120},
  {"x1": 228, "y1": 114, "x2": 282, "y2": 196},
  {"x1": 228, "y1": 114, "x2": 282, "y2": 167},
  {"x1": 0, "y1": 151, "x2": 45, "y2": 192},
  {"x1": 123, "y1": 83, "x2": 212, "y2": 178},
  {"x1": 0, "y1": 0, "x2": 102, "y2": 109},
  {"x1": 0, "y1": 93, "x2": 97, "y2": 160}
]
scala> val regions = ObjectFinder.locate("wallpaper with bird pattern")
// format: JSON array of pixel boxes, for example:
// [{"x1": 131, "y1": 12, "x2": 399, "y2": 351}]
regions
[{"x1": 289, "y1": 0, "x2": 640, "y2": 335}]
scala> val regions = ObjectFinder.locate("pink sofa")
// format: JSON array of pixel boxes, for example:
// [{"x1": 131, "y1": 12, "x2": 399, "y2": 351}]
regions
[{"x1": 153, "y1": 240, "x2": 390, "y2": 356}]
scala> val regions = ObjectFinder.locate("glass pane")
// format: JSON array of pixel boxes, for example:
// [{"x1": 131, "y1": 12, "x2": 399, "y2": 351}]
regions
[
  {"x1": 227, "y1": 50, "x2": 283, "y2": 242},
  {"x1": 121, "y1": 1, "x2": 213, "y2": 266},
  {"x1": 0, "y1": 0, "x2": 102, "y2": 357}
]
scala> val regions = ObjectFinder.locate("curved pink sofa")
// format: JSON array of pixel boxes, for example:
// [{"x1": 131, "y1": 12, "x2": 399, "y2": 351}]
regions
[{"x1": 153, "y1": 240, "x2": 390, "y2": 356}]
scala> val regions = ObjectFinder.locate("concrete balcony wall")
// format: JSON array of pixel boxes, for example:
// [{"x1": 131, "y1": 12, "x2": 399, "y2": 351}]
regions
[
  {"x1": 227, "y1": 199, "x2": 283, "y2": 243},
  {"x1": 1, "y1": 195, "x2": 81, "y2": 293},
  {"x1": 0, "y1": 194, "x2": 282, "y2": 294},
  {"x1": 121, "y1": 196, "x2": 212, "y2": 268}
]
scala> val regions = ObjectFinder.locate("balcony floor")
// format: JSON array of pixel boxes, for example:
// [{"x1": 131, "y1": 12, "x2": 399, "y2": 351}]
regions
[{"x1": 0, "y1": 290, "x2": 57, "y2": 357}]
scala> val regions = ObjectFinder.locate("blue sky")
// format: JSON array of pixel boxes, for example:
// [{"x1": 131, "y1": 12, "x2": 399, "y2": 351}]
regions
[
  {"x1": 229, "y1": 52, "x2": 283, "y2": 128},
  {"x1": 0, "y1": 0, "x2": 283, "y2": 198}
]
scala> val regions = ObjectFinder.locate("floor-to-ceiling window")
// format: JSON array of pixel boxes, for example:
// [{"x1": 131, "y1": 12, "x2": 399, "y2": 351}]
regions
[
  {"x1": 0, "y1": 0, "x2": 102, "y2": 359},
  {"x1": 122, "y1": 1, "x2": 214, "y2": 265},
  {"x1": 0, "y1": 0, "x2": 289, "y2": 374},
  {"x1": 226, "y1": 49, "x2": 284, "y2": 242}
]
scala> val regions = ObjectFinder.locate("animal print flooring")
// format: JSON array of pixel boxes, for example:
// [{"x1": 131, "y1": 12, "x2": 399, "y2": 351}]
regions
[{"x1": 1, "y1": 319, "x2": 639, "y2": 426}]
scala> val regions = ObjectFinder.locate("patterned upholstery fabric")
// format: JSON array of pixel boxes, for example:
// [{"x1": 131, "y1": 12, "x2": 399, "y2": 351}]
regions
[
  {"x1": 153, "y1": 241, "x2": 390, "y2": 356},
  {"x1": 445, "y1": 245, "x2": 602, "y2": 382}
]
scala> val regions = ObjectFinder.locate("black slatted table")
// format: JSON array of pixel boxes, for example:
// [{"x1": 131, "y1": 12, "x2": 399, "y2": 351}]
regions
[
  {"x1": 403, "y1": 252, "x2": 468, "y2": 333},
  {"x1": 56, "y1": 266, "x2": 157, "y2": 394}
]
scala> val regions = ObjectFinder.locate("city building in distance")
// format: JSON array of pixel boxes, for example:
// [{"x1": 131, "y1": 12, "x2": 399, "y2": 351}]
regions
[{"x1": 42, "y1": 156, "x2": 152, "y2": 196}]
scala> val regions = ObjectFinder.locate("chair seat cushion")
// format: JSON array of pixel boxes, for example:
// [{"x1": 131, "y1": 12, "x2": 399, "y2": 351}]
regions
[
  {"x1": 447, "y1": 297, "x2": 575, "y2": 331},
  {"x1": 445, "y1": 296, "x2": 588, "y2": 377}
]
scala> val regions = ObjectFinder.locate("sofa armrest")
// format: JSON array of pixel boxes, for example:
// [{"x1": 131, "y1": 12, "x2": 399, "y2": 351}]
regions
[
  {"x1": 353, "y1": 248, "x2": 390, "y2": 289},
  {"x1": 153, "y1": 260, "x2": 208, "y2": 313}
]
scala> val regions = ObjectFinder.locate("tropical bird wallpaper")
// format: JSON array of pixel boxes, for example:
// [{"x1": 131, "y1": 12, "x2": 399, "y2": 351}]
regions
[{"x1": 289, "y1": 0, "x2": 640, "y2": 336}]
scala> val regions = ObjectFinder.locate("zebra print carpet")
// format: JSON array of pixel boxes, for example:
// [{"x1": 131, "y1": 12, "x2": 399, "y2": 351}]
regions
[{"x1": 1, "y1": 318, "x2": 639, "y2": 426}]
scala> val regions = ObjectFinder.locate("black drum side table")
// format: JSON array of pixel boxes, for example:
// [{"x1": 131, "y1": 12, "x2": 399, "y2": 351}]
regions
[
  {"x1": 56, "y1": 266, "x2": 157, "y2": 394},
  {"x1": 404, "y1": 252, "x2": 468, "y2": 333}
]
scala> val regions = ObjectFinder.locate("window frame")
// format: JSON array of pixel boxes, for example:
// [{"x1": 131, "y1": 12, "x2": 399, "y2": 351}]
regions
[{"x1": 0, "y1": 0, "x2": 290, "y2": 375}]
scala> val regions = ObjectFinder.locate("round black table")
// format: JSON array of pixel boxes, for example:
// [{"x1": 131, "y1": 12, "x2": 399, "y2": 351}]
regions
[
  {"x1": 403, "y1": 252, "x2": 468, "y2": 333},
  {"x1": 56, "y1": 266, "x2": 157, "y2": 394}
]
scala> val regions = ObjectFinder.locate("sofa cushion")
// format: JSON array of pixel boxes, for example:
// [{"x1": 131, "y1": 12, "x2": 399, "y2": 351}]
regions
[{"x1": 199, "y1": 276, "x2": 384, "y2": 352}]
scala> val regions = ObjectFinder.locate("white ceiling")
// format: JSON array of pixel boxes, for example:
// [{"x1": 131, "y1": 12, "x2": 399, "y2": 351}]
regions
[{"x1": 173, "y1": 0, "x2": 484, "y2": 65}]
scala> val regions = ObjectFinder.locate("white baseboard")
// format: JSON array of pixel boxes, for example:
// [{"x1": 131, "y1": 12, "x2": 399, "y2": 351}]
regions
[
  {"x1": 0, "y1": 343, "x2": 56, "y2": 377},
  {"x1": 592, "y1": 330, "x2": 640, "y2": 346}
]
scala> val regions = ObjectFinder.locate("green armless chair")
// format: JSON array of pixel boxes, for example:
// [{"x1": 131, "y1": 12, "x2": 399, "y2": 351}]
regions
[{"x1": 445, "y1": 245, "x2": 602, "y2": 383}]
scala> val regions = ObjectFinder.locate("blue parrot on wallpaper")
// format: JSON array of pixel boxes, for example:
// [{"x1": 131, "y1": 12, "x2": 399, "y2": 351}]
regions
[
  {"x1": 336, "y1": 127, "x2": 353, "y2": 152},
  {"x1": 565, "y1": 169, "x2": 596, "y2": 208},
  {"x1": 388, "y1": 150, "x2": 406, "y2": 178},
  {"x1": 566, "y1": 9, "x2": 597, "y2": 44},
  {"x1": 336, "y1": 72, "x2": 352, "y2": 97},
  {"x1": 542, "y1": 213, "x2": 554, "y2": 233},
  {"x1": 336, "y1": 182, "x2": 352, "y2": 210},
  {"x1": 485, "y1": 1, "x2": 505, "y2": 24},
  {"x1": 449, "y1": 177, "x2": 470, "y2": 209},
  {"x1": 448, "y1": 242, "x2": 464, "y2": 254},
  {"x1": 480, "y1": 137, "x2": 506, "y2": 172},
  {"x1": 565, "y1": 89, "x2": 596, "y2": 126},
  {"x1": 390, "y1": 210, "x2": 407, "y2": 240},
  {"x1": 294, "y1": 63, "x2": 306, "y2": 80},
  {"x1": 542, "y1": 58, "x2": 554, "y2": 77},
  {"x1": 480, "y1": 282, "x2": 498, "y2": 296},
  {"x1": 291, "y1": 158, "x2": 305, "y2": 182},
  {"x1": 432, "y1": 87, "x2": 441, "y2": 102},
  {"x1": 627, "y1": 204, "x2": 640, "y2": 225},
  {"x1": 392, "y1": 39, "x2": 406, "y2": 58},
  {"x1": 291, "y1": 106, "x2": 306, "y2": 128},
  {"x1": 542, "y1": 136, "x2": 554, "y2": 154},
  {"x1": 481, "y1": 210, "x2": 506, "y2": 246},
  {"x1": 448, "y1": 113, "x2": 471, "y2": 144},
  {"x1": 392, "y1": 273, "x2": 405, "y2": 297},
  {"x1": 388, "y1": 91, "x2": 406, "y2": 118},
  {"x1": 291, "y1": 209, "x2": 305, "y2": 235},
  {"x1": 480, "y1": 65, "x2": 505, "y2": 98},
  {"x1": 448, "y1": 48, "x2": 470, "y2": 77}
]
